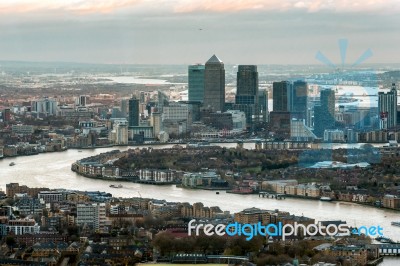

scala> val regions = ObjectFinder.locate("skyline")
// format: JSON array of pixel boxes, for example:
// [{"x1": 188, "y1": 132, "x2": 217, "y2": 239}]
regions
[{"x1": 0, "y1": 1, "x2": 400, "y2": 65}]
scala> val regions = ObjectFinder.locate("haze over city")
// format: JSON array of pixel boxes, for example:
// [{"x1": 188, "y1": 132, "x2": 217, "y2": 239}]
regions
[{"x1": 1, "y1": 0, "x2": 400, "y2": 64}]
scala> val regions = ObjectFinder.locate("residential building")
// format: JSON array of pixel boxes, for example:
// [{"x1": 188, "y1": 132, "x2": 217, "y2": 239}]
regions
[
  {"x1": 378, "y1": 83, "x2": 397, "y2": 129},
  {"x1": 76, "y1": 203, "x2": 107, "y2": 232}
]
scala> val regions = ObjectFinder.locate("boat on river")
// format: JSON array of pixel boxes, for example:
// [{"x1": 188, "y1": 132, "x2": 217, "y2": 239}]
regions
[
  {"x1": 391, "y1": 222, "x2": 400, "y2": 227},
  {"x1": 109, "y1": 184, "x2": 123, "y2": 188}
]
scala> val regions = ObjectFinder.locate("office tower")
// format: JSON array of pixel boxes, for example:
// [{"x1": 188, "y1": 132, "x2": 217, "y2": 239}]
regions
[
  {"x1": 272, "y1": 81, "x2": 291, "y2": 112},
  {"x1": 120, "y1": 99, "x2": 128, "y2": 117},
  {"x1": 114, "y1": 121, "x2": 128, "y2": 145},
  {"x1": 235, "y1": 65, "x2": 259, "y2": 126},
  {"x1": 188, "y1": 64, "x2": 205, "y2": 102},
  {"x1": 157, "y1": 90, "x2": 169, "y2": 113},
  {"x1": 151, "y1": 112, "x2": 162, "y2": 137},
  {"x1": 128, "y1": 97, "x2": 139, "y2": 127},
  {"x1": 291, "y1": 80, "x2": 308, "y2": 119},
  {"x1": 204, "y1": 55, "x2": 225, "y2": 112},
  {"x1": 237, "y1": 65, "x2": 258, "y2": 96},
  {"x1": 2, "y1": 108, "x2": 11, "y2": 122},
  {"x1": 258, "y1": 90, "x2": 269, "y2": 122},
  {"x1": 379, "y1": 83, "x2": 398, "y2": 129},
  {"x1": 314, "y1": 89, "x2": 335, "y2": 137},
  {"x1": 79, "y1": 95, "x2": 88, "y2": 106}
]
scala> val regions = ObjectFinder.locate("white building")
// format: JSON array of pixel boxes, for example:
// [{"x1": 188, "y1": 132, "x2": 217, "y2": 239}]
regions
[
  {"x1": 76, "y1": 203, "x2": 106, "y2": 232},
  {"x1": 0, "y1": 218, "x2": 40, "y2": 236},
  {"x1": 32, "y1": 97, "x2": 58, "y2": 116},
  {"x1": 324, "y1": 129, "x2": 345, "y2": 142},
  {"x1": 114, "y1": 121, "x2": 128, "y2": 145}
]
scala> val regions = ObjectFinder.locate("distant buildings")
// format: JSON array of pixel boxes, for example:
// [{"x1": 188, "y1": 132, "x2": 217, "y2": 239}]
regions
[
  {"x1": 32, "y1": 97, "x2": 58, "y2": 117},
  {"x1": 203, "y1": 55, "x2": 225, "y2": 112},
  {"x1": 378, "y1": 83, "x2": 397, "y2": 129},
  {"x1": 188, "y1": 64, "x2": 205, "y2": 102}
]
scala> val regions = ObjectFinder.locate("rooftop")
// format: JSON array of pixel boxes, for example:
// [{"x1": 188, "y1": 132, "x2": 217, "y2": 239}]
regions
[{"x1": 206, "y1": 54, "x2": 223, "y2": 64}]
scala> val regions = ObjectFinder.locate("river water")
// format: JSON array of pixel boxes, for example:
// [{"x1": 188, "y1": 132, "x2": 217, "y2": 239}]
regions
[{"x1": 0, "y1": 144, "x2": 399, "y2": 264}]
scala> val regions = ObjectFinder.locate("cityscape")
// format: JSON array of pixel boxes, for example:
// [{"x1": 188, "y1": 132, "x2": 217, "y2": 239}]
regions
[{"x1": 1, "y1": 0, "x2": 400, "y2": 266}]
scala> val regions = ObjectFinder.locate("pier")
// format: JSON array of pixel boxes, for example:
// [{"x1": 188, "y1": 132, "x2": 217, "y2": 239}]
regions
[{"x1": 259, "y1": 191, "x2": 286, "y2": 199}]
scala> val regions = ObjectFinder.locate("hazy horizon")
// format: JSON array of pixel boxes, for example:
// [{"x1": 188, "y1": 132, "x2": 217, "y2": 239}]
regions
[{"x1": 1, "y1": 1, "x2": 400, "y2": 65}]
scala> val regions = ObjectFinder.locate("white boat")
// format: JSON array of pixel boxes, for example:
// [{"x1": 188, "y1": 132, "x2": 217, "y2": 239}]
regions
[
  {"x1": 320, "y1": 196, "x2": 333, "y2": 201},
  {"x1": 391, "y1": 221, "x2": 400, "y2": 227},
  {"x1": 109, "y1": 184, "x2": 123, "y2": 188}
]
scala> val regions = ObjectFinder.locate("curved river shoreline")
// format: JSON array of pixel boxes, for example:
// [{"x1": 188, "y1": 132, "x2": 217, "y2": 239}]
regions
[{"x1": 1, "y1": 144, "x2": 400, "y2": 246}]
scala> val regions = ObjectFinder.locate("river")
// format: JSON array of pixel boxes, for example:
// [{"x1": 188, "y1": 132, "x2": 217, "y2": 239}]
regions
[{"x1": 0, "y1": 144, "x2": 399, "y2": 264}]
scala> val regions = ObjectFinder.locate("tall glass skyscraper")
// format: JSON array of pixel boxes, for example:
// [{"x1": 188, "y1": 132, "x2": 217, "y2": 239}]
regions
[
  {"x1": 272, "y1": 81, "x2": 291, "y2": 112},
  {"x1": 204, "y1": 55, "x2": 225, "y2": 112},
  {"x1": 314, "y1": 89, "x2": 335, "y2": 137},
  {"x1": 235, "y1": 65, "x2": 259, "y2": 126},
  {"x1": 291, "y1": 80, "x2": 308, "y2": 117},
  {"x1": 188, "y1": 64, "x2": 205, "y2": 102},
  {"x1": 128, "y1": 97, "x2": 139, "y2": 127}
]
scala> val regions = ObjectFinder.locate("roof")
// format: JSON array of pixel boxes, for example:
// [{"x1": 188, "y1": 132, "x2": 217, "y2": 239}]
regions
[{"x1": 206, "y1": 54, "x2": 223, "y2": 64}]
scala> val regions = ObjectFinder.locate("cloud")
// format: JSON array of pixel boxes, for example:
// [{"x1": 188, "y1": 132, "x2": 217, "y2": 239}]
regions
[
  {"x1": 173, "y1": 0, "x2": 400, "y2": 13},
  {"x1": 1, "y1": 0, "x2": 399, "y2": 16},
  {"x1": 0, "y1": 0, "x2": 143, "y2": 15}
]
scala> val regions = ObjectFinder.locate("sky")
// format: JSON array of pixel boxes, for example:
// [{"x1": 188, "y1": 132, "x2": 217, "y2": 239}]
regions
[{"x1": 0, "y1": 0, "x2": 399, "y2": 65}]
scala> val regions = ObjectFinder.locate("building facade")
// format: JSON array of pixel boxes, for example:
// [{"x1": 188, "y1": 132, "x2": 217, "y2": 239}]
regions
[
  {"x1": 188, "y1": 64, "x2": 205, "y2": 102},
  {"x1": 378, "y1": 83, "x2": 397, "y2": 129},
  {"x1": 203, "y1": 55, "x2": 225, "y2": 112}
]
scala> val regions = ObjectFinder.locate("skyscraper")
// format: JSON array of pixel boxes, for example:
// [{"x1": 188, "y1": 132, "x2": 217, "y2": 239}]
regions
[
  {"x1": 128, "y1": 97, "x2": 139, "y2": 127},
  {"x1": 188, "y1": 64, "x2": 205, "y2": 102},
  {"x1": 378, "y1": 83, "x2": 398, "y2": 129},
  {"x1": 272, "y1": 81, "x2": 291, "y2": 112},
  {"x1": 291, "y1": 80, "x2": 308, "y2": 119},
  {"x1": 204, "y1": 55, "x2": 225, "y2": 112},
  {"x1": 314, "y1": 89, "x2": 335, "y2": 137},
  {"x1": 235, "y1": 65, "x2": 259, "y2": 126}
]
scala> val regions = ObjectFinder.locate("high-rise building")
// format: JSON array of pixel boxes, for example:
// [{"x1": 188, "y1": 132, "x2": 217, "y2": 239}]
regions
[
  {"x1": 258, "y1": 90, "x2": 269, "y2": 122},
  {"x1": 120, "y1": 99, "x2": 128, "y2": 117},
  {"x1": 204, "y1": 55, "x2": 225, "y2": 112},
  {"x1": 378, "y1": 83, "x2": 398, "y2": 130},
  {"x1": 76, "y1": 203, "x2": 106, "y2": 231},
  {"x1": 291, "y1": 80, "x2": 308, "y2": 119},
  {"x1": 157, "y1": 90, "x2": 169, "y2": 113},
  {"x1": 235, "y1": 65, "x2": 259, "y2": 126},
  {"x1": 314, "y1": 89, "x2": 335, "y2": 137},
  {"x1": 151, "y1": 112, "x2": 162, "y2": 137},
  {"x1": 128, "y1": 97, "x2": 139, "y2": 127},
  {"x1": 79, "y1": 95, "x2": 88, "y2": 106},
  {"x1": 272, "y1": 81, "x2": 291, "y2": 112},
  {"x1": 188, "y1": 64, "x2": 205, "y2": 102}
]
